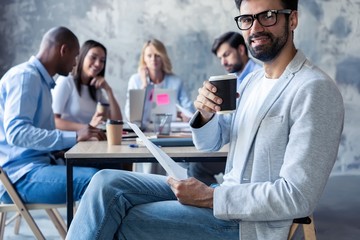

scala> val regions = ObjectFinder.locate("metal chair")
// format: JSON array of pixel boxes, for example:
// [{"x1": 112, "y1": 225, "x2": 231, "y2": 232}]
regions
[
  {"x1": 288, "y1": 216, "x2": 316, "y2": 240},
  {"x1": 0, "y1": 166, "x2": 67, "y2": 240}
]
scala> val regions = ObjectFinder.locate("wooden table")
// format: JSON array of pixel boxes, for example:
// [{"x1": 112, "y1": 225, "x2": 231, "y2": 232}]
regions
[{"x1": 65, "y1": 140, "x2": 228, "y2": 228}]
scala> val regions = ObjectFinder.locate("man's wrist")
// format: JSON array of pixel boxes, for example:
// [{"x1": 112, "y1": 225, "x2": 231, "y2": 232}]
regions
[{"x1": 190, "y1": 111, "x2": 214, "y2": 129}]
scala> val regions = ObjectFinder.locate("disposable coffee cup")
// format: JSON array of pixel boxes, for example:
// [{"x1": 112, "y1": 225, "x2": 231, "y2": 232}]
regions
[
  {"x1": 96, "y1": 102, "x2": 110, "y2": 121},
  {"x1": 154, "y1": 113, "x2": 172, "y2": 135},
  {"x1": 106, "y1": 119, "x2": 123, "y2": 145},
  {"x1": 209, "y1": 74, "x2": 237, "y2": 114}
]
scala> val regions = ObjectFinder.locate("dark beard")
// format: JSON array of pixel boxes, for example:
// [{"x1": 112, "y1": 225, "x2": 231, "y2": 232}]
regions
[
  {"x1": 226, "y1": 51, "x2": 244, "y2": 73},
  {"x1": 229, "y1": 62, "x2": 243, "y2": 73},
  {"x1": 248, "y1": 21, "x2": 289, "y2": 62}
]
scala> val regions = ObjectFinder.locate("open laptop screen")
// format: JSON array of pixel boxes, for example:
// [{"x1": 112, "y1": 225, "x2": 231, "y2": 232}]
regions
[
  {"x1": 148, "y1": 88, "x2": 177, "y2": 122},
  {"x1": 129, "y1": 85, "x2": 177, "y2": 130}
]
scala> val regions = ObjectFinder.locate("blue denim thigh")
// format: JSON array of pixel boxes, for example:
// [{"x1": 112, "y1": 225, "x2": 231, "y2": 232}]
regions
[
  {"x1": 1, "y1": 165, "x2": 98, "y2": 204},
  {"x1": 118, "y1": 200, "x2": 239, "y2": 240},
  {"x1": 67, "y1": 169, "x2": 176, "y2": 240}
]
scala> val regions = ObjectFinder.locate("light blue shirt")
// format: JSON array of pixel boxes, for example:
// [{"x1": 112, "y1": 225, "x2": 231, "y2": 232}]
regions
[
  {"x1": 0, "y1": 56, "x2": 76, "y2": 198},
  {"x1": 236, "y1": 58, "x2": 262, "y2": 89},
  {"x1": 124, "y1": 73, "x2": 195, "y2": 120}
]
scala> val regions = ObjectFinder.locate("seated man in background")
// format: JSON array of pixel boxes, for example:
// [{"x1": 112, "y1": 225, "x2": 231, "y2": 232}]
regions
[
  {"x1": 188, "y1": 31, "x2": 261, "y2": 185},
  {"x1": 66, "y1": 0, "x2": 344, "y2": 239},
  {"x1": 212, "y1": 31, "x2": 262, "y2": 89},
  {"x1": 0, "y1": 26, "x2": 106, "y2": 204}
]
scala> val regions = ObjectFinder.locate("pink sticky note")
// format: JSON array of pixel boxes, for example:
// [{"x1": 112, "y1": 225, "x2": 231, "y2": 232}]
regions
[{"x1": 156, "y1": 93, "x2": 170, "y2": 105}]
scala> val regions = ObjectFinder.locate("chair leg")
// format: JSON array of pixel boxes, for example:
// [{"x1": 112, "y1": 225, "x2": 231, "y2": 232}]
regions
[
  {"x1": 288, "y1": 216, "x2": 316, "y2": 240},
  {"x1": 3, "y1": 212, "x2": 22, "y2": 235},
  {"x1": 46, "y1": 209, "x2": 67, "y2": 239},
  {"x1": 52, "y1": 208, "x2": 67, "y2": 233},
  {"x1": 288, "y1": 223, "x2": 299, "y2": 239},
  {"x1": 14, "y1": 212, "x2": 21, "y2": 234},
  {"x1": 18, "y1": 209, "x2": 46, "y2": 240},
  {"x1": 0, "y1": 212, "x2": 7, "y2": 240},
  {"x1": 303, "y1": 216, "x2": 316, "y2": 240}
]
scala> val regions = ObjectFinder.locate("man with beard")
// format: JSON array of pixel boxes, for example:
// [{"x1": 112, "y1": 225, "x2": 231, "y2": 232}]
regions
[
  {"x1": 212, "y1": 31, "x2": 261, "y2": 89},
  {"x1": 66, "y1": 0, "x2": 344, "y2": 239},
  {"x1": 187, "y1": 32, "x2": 262, "y2": 186}
]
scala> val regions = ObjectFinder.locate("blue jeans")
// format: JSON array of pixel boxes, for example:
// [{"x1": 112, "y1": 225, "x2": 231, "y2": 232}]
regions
[
  {"x1": 0, "y1": 164, "x2": 98, "y2": 204},
  {"x1": 66, "y1": 170, "x2": 239, "y2": 240}
]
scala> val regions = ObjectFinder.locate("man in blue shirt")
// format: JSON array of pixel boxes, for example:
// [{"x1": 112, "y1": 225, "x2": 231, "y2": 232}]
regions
[
  {"x1": 212, "y1": 31, "x2": 262, "y2": 89},
  {"x1": 0, "y1": 26, "x2": 106, "y2": 204},
  {"x1": 188, "y1": 31, "x2": 262, "y2": 185}
]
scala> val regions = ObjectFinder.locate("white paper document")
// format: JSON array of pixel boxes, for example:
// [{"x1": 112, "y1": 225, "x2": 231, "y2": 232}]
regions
[{"x1": 127, "y1": 122, "x2": 188, "y2": 180}]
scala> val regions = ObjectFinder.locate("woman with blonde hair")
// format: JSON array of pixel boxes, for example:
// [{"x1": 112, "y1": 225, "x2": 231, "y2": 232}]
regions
[{"x1": 125, "y1": 39, "x2": 194, "y2": 122}]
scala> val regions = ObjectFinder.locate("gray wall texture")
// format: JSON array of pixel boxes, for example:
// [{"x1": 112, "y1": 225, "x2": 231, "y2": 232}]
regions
[{"x1": 0, "y1": 0, "x2": 359, "y2": 175}]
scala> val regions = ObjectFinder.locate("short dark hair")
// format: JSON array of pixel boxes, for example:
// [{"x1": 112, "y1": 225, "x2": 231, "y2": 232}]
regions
[
  {"x1": 73, "y1": 40, "x2": 107, "y2": 101},
  {"x1": 234, "y1": 0, "x2": 298, "y2": 11},
  {"x1": 211, "y1": 31, "x2": 247, "y2": 56}
]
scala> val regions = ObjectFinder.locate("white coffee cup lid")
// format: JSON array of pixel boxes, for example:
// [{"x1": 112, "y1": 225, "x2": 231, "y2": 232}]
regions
[{"x1": 209, "y1": 74, "x2": 237, "y2": 81}]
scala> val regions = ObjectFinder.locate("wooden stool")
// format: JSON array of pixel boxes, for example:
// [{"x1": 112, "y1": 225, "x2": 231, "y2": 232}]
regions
[{"x1": 288, "y1": 216, "x2": 316, "y2": 240}]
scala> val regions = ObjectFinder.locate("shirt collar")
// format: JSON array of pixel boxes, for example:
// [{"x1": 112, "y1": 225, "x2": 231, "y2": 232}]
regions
[
  {"x1": 29, "y1": 56, "x2": 56, "y2": 89},
  {"x1": 237, "y1": 59, "x2": 258, "y2": 81}
]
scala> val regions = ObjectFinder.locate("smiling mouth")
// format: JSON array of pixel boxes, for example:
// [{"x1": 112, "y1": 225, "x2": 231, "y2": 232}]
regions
[
  {"x1": 91, "y1": 67, "x2": 100, "y2": 73},
  {"x1": 249, "y1": 32, "x2": 272, "y2": 45},
  {"x1": 251, "y1": 36, "x2": 270, "y2": 44}
]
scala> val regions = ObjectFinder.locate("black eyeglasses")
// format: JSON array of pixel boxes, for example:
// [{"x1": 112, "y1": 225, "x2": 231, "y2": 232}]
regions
[{"x1": 234, "y1": 9, "x2": 292, "y2": 30}]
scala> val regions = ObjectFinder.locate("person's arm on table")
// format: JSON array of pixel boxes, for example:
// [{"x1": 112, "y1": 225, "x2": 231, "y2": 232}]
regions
[
  {"x1": 54, "y1": 113, "x2": 100, "y2": 130},
  {"x1": 76, "y1": 124, "x2": 107, "y2": 142}
]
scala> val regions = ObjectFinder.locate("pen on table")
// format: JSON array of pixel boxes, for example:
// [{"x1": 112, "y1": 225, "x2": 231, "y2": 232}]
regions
[{"x1": 129, "y1": 144, "x2": 139, "y2": 148}]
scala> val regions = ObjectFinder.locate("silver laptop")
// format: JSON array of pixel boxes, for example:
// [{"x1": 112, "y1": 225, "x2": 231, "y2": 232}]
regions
[
  {"x1": 149, "y1": 88, "x2": 177, "y2": 121},
  {"x1": 129, "y1": 86, "x2": 177, "y2": 130},
  {"x1": 128, "y1": 85, "x2": 152, "y2": 130}
]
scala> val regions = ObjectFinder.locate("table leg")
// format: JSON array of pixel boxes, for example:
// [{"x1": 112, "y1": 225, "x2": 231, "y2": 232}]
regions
[{"x1": 66, "y1": 160, "x2": 74, "y2": 229}]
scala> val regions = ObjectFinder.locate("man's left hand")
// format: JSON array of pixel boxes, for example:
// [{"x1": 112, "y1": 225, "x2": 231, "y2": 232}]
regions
[{"x1": 167, "y1": 177, "x2": 214, "y2": 208}]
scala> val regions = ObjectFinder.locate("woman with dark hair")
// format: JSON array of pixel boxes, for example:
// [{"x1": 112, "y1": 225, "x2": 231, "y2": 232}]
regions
[{"x1": 52, "y1": 40, "x2": 122, "y2": 131}]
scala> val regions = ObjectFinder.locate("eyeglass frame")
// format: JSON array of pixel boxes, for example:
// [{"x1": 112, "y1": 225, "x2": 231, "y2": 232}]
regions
[{"x1": 234, "y1": 9, "x2": 293, "y2": 30}]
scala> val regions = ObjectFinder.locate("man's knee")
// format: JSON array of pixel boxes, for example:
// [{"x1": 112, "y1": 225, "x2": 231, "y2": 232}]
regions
[{"x1": 89, "y1": 169, "x2": 132, "y2": 192}]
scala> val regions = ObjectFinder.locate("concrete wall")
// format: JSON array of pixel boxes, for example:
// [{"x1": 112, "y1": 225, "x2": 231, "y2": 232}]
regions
[{"x1": 1, "y1": 0, "x2": 359, "y2": 175}]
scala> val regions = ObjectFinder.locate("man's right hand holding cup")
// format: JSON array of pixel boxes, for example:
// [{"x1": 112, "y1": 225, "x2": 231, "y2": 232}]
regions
[
  {"x1": 194, "y1": 81, "x2": 223, "y2": 124},
  {"x1": 194, "y1": 75, "x2": 238, "y2": 125}
]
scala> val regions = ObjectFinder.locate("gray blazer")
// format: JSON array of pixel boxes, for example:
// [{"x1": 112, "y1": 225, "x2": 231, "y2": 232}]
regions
[{"x1": 191, "y1": 50, "x2": 344, "y2": 240}]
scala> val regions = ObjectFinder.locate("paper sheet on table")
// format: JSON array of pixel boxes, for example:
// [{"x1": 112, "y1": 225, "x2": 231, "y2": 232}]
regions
[{"x1": 127, "y1": 122, "x2": 188, "y2": 180}]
